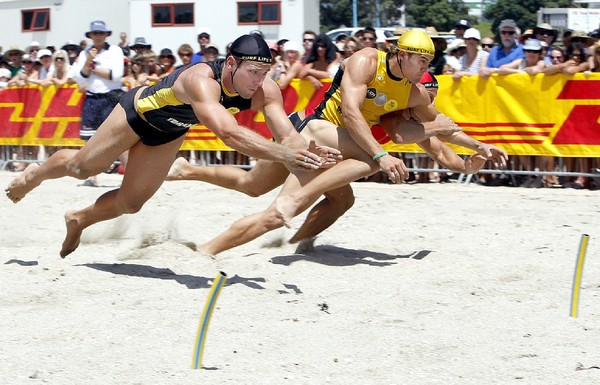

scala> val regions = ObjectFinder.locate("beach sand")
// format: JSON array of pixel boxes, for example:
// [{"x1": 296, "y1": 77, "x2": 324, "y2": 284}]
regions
[{"x1": 1, "y1": 171, "x2": 599, "y2": 384}]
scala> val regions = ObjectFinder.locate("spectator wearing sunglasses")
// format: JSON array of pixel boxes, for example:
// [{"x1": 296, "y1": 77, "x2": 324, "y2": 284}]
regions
[
  {"x1": 481, "y1": 36, "x2": 494, "y2": 52},
  {"x1": 176, "y1": 44, "x2": 193, "y2": 69},
  {"x1": 301, "y1": 30, "x2": 316, "y2": 64},
  {"x1": 359, "y1": 26, "x2": 377, "y2": 49},
  {"x1": 480, "y1": 19, "x2": 525, "y2": 77},
  {"x1": 453, "y1": 28, "x2": 489, "y2": 79},
  {"x1": 533, "y1": 23, "x2": 558, "y2": 65},
  {"x1": 497, "y1": 38, "x2": 546, "y2": 75}
]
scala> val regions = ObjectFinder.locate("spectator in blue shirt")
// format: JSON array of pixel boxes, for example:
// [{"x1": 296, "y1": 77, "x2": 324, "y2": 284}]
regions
[{"x1": 480, "y1": 19, "x2": 525, "y2": 77}]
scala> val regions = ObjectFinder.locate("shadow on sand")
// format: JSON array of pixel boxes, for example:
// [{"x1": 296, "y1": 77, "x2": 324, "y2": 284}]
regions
[
  {"x1": 270, "y1": 245, "x2": 433, "y2": 267},
  {"x1": 79, "y1": 262, "x2": 267, "y2": 290}
]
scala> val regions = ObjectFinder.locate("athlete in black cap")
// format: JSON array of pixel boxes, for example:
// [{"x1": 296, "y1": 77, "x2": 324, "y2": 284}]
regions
[{"x1": 5, "y1": 34, "x2": 341, "y2": 258}]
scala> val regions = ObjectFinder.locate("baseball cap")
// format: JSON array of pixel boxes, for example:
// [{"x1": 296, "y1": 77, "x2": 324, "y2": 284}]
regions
[
  {"x1": 37, "y1": 49, "x2": 52, "y2": 58},
  {"x1": 455, "y1": 19, "x2": 471, "y2": 29},
  {"x1": 229, "y1": 34, "x2": 272, "y2": 63},
  {"x1": 463, "y1": 28, "x2": 481, "y2": 41}
]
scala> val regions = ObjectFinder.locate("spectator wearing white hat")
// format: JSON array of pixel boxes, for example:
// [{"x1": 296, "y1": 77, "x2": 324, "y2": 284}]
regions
[
  {"x1": 453, "y1": 28, "x2": 489, "y2": 79},
  {"x1": 28, "y1": 48, "x2": 53, "y2": 85},
  {"x1": 0, "y1": 67, "x2": 11, "y2": 89},
  {"x1": 277, "y1": 40, "x2": 304, "y2": 90},
  {"x1": 498, "y1": 38, "x2": 546, "y2": 75},
  {"x1": 444, "y1": 39, "x2": 466, "y2": 72},
  {"x1": 192, "y1": 27, "x2": 211, "y2": 64}
]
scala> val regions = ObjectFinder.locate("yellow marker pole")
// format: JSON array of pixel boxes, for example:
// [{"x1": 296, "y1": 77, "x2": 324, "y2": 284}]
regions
[
  {"x1": 192, "y1": 271, "x2": 227, "y2": 369},
  {"x1": 570, "y1": 234, "x2": 590, "y2": 318}
]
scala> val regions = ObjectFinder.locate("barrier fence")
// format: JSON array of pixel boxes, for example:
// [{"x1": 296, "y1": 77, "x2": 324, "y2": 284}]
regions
[{"x1": 1, "y1": 74, "x2": 599, "y2": 178}]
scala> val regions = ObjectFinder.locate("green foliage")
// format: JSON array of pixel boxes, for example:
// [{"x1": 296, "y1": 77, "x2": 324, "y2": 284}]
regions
[
  {"x1": 320, "y1": 0, "x2": 404, "y2": 32},
  {"x1": 407, "y1": 0, "x2": 473, "y2": 31},
  {"x1": 483, "y1": 0, "x2": 577, "y2": 32}
]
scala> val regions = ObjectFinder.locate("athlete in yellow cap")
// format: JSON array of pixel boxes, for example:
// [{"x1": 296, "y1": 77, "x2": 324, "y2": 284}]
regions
[{"x1": 192, "y1": 29, "x2": 507, "y2": 256}]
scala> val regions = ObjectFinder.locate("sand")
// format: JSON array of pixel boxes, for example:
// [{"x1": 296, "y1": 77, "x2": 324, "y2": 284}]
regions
[{"x1": 1, "y1": 171, "x2": 599, "y2": 385}]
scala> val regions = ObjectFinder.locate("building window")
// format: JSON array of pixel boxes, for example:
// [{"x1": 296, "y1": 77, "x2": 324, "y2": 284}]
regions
[
  {"x1": 22, "y1": 8, "x2": 50, "y2": 31},
  {"x1": 238, "y1": 2, "x2": 280, "y2": 25},
  {"x1": 152, "y1": 3, "x2": 194, "y2": 26}
]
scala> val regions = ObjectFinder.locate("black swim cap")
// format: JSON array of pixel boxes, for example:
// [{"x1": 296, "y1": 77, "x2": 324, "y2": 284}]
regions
[{"x1": 229, "y1": 34, "x2": 273, "y2": 64}]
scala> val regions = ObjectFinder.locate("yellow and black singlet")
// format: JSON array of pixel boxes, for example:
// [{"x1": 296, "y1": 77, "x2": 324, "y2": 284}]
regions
[
  {"x1": 136, "y1": 60, "x2": 252, "y2": 132},
  {"x1": 314, "y1": 50, "x2": 413, "y2": 127}
]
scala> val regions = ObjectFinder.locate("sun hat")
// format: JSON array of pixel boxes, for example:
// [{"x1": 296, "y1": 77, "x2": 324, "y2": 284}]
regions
[
  {"x1": 229, "y1": 34, "x2": 272, "y2": 63},
  {"x1": 425, "y1": 26, "x2": 445, "y2": 39},
  {"x1": 85, "y1": 20, "x2": 112, "y2": 38},
  {"x1": 444, "y1": 39, "x2": 466, "y2": 54},
  {"x1": 396, "y1": 30, "x2": 435, "y2": 56},
  {"x1": 5, "y1": 46, "x2": 25, "y2": 56},
  {"x1": 569, "y1": 30, "x2": 595, "y2": 46},
  {"x1": 131, "y1": 37, "x2": 152, "y2": 50}
]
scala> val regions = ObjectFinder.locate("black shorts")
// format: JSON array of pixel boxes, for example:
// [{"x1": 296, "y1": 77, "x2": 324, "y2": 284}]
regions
[
  {"x1": 289, "y1": 112, "x2": 317, "y2": 133},
  {"x1": 81, "y1": 89, "x2": 125, "y2": 140},
  {"x1": 119, "y1": 87, "x2": 188, "y2": 146}
]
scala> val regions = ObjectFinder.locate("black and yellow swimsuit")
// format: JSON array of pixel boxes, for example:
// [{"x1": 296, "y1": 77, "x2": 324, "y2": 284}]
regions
[
  {"x1": 119, "y1": 60, "x2": 252, "y2": 146},
  {"x1": 312, "y1": 50, "x2": 413, "y2": 127}
]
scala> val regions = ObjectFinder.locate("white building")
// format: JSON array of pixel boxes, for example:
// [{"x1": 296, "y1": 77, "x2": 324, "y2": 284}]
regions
[{"x1": 0, "y1": 0, "x2": 319, "y2": 57}]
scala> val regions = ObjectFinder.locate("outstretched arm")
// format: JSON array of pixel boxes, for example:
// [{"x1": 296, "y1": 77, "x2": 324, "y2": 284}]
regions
[
  {"x1": 183, "y1": 72, "x2": 323, "y2": 170},
  {"x1": 418, "y1": 137, "x2": 487, "y2": 174}
]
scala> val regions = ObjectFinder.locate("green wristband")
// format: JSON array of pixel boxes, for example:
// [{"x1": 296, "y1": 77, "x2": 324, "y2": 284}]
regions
[{"x1": 372, "y1": 151, "x2": 388, "y2": 161}]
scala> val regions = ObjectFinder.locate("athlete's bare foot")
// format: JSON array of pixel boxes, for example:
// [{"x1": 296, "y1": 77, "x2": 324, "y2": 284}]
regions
[
  {"x1": 165, "y1": 157, "x2": 190, "y2": 180},
  {"x1": 60, "y1": 211, "x2": 83, "y2": 258},
  {"x1": 295, "y1": 237, "x2": 316, "y2": 254},
  {"x1": 274, "y1": 195, "x2": 299, "y2": 229},
  {"x1": 5, "y1": 163, "x2": 40, "y2": 203}
]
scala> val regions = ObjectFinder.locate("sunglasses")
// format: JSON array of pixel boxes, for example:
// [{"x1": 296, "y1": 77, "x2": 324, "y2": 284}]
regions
[
  {"x1": 524, "y1": 49, "x2": 541, "y2": 53},
  {"x1": 303, "y1": 38, "x2": 314, "y2": 42},
  {"x1": 362, "y1": 36, "x2": 376, "y2": 41},
  {"x1": 179, "y1": 53, "x2": 192, "y2": 57},
  {"x1": 55, "y1": 57, "x2": 65, "y2": 61},
  {"x1": 482, "y1": 44, "x2": 494, "y2": 48},
  {"x1": 551, "y1": 55, "x2": 563, "y2": 59},
  {"x1": 500, "y1": 30, "x2": 516, "y2": 35}
]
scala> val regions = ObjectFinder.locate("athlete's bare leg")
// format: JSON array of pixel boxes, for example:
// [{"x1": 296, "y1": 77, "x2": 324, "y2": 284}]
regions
[
  {"x1": 166, "y1": 157, "x2": 288, "y2": 197},
  {"x1": 61, "y1": 135, "x2": 185, "y2": 257},
  {"x1": 5, "y1": 104, "x2": 139, "y2": 203},
  {"x1": 288, "y1": 185, "x2": 355, "y2": 244}
]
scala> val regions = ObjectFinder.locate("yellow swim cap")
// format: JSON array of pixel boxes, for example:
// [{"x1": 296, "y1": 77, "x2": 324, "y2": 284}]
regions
[{"x1": 396, "y1": 30, "x2": 435, "y2": 56}]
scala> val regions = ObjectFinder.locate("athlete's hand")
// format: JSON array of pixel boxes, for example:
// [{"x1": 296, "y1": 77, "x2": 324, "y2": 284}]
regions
[
  {"x1": 377, "y1": 154, "x2": 408, "y2": 184},
  {"x1": 476, "y1": 143, "x2": 508, "y2": 168},
  {"x1": 308, "y1": 140, "x2": 343, "y2": 169},
  {"x1": 464, "y1": 153, "x2": 488, "y2": 174},
  {"x1": 289, "y1": 148, "x2": 323, "y2": 170}
]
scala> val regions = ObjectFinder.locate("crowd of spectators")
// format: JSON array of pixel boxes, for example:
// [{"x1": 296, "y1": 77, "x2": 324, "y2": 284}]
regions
[{"x1": 0, "y1": 20, "x2": 599, "y2": 189}]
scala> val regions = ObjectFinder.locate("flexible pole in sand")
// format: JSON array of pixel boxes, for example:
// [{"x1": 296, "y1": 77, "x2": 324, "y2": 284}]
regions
[
  {"x1": 570, "y1": 234, "x2": 590, "y2": 318},
  {"x1": 192, "y1": 271, "x2": 227, "y2": 369}
]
